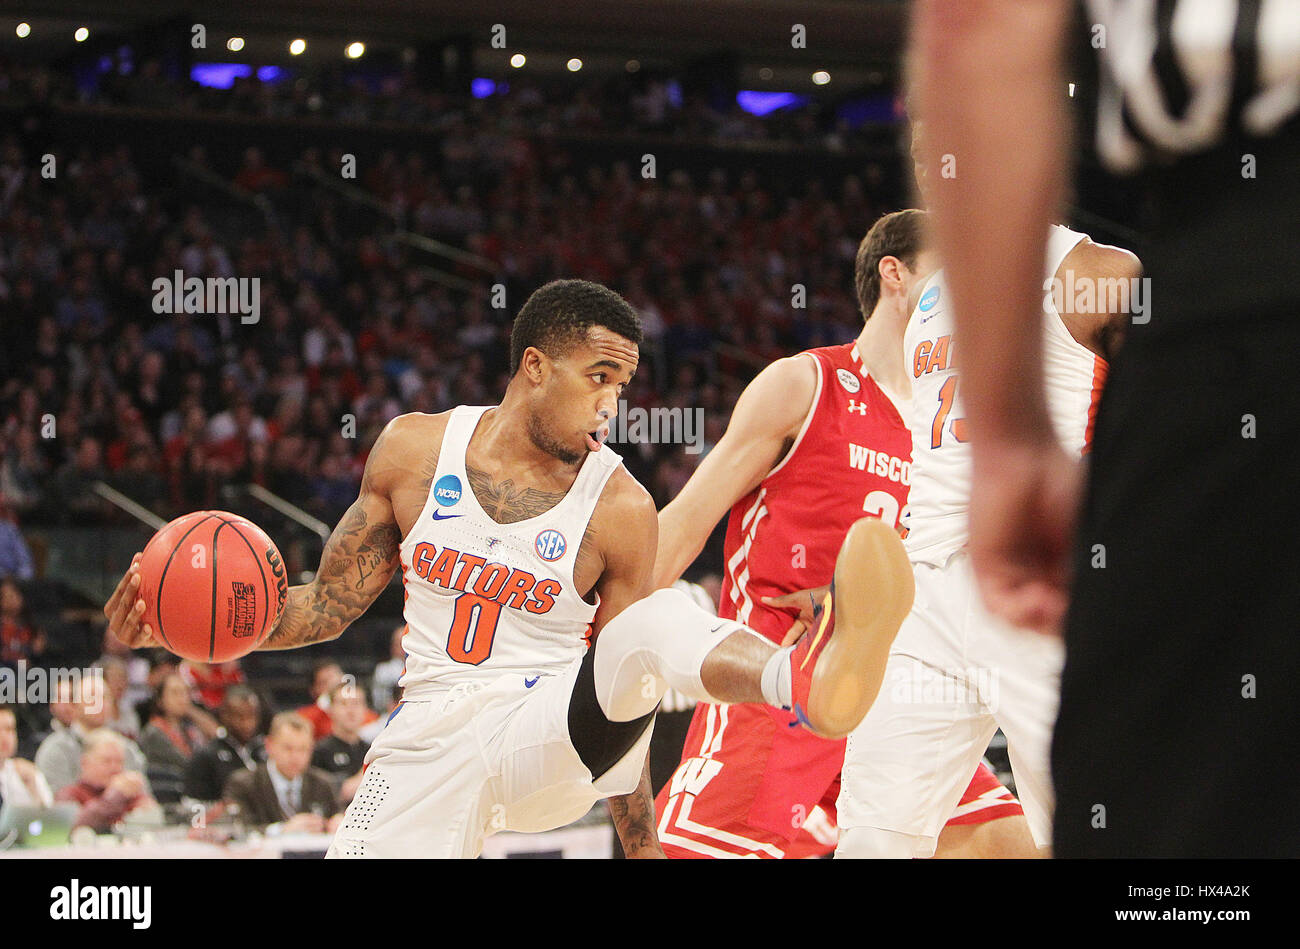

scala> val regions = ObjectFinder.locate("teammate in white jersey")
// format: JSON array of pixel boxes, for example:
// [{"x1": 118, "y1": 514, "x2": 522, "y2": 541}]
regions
[
  {"x1": 835, "y1": 183, "x2": 1139, "y2": 855},
  {"x1": 105, "y1": 279, "x2": 915, "y2": 859}
]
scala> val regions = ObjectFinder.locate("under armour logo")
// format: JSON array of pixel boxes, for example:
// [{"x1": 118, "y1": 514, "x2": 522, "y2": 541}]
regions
[{"x1": 847, "y1": 400, "x2": 869, "y2": 415}]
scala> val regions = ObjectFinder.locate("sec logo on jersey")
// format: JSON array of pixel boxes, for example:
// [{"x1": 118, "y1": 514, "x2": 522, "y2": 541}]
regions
[
  {"x1": 535, "y1": 529, "x2": 567, "y2": 562},
  {"x1": 836, "y1": 368, "x2": 861, "y2": 394},
  {"x1": 434, "y1": 474, "x2": 462, "y2": 506}
]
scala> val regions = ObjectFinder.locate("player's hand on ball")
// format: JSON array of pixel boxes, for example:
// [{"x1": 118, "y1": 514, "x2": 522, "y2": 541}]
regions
[
  {"x1": 968, "y1": 441, "x2": 1082, "y2": 635},
  {"x1": 103, "y1": 553, "x2": 160, "y2": 650},
  {"x1": 763, "y1": 585, "x2": 830, "y2": 646}
]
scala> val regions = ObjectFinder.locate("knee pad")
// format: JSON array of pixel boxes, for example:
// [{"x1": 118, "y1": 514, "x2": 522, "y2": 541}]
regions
[{"x1": 593, "y1": 588, "x2": 736, "y2": 721}]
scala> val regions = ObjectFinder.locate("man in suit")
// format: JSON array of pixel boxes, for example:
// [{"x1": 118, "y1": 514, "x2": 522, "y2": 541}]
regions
[{"x1": 224, "y1": 711, "x2": 338, "y2": 834}]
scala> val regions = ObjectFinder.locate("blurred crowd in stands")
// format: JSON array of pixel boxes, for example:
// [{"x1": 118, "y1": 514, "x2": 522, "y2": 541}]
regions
[{"x1": 2, "y1": 63, "x2": 899, "y2": 545}]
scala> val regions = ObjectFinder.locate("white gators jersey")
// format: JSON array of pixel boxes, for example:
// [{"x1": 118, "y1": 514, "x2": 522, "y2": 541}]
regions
[
  {"x1": 396, "y1": 405, "x2": 622, "y2": 696},
  {"x1": 902, "y1": 225, "x2": 1108, "y2": 566}
]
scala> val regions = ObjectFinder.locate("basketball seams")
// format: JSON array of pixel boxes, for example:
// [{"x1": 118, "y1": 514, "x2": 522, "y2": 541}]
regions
[
  {"x1": 210, "y1": 512, "x2": 275, "y2": 652},
  {"x1": 209, "y1": 519, "x2": 227, "y2": 663},
  {"x1": 148, "y1": 510, "x2": 284, "y2": 663},
  {"x1": 155, "y1": 511, "x2": 222, "y2": 653}
]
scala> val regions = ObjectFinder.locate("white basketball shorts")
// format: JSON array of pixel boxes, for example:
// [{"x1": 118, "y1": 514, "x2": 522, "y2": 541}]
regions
[
  {"x1": 326, "y1": 654, "x2": 654, "y2": 859},
  {"x1": 837, "y1": 550, "x2": 1064, "y2": 855}
]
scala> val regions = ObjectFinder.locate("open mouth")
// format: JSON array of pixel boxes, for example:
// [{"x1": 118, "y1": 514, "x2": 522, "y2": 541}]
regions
[{"x1": 585, "y1": 423, "x2": 610, "y2": 452}]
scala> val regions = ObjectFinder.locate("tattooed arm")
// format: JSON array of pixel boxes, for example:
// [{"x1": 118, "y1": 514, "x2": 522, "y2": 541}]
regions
[
  {"x1": 608, "y1": 760, "x2": 661, "y2": 858},
  {"x1": 258, "y1": 500, "x2": 399, "y2": 650},
  {"x1": 260, "y1": 417, "x2": 413, "y2": 650},
  {"x1": 586, "y1": 472, "x2": 666, "y2": 858},
  {"x1": 103, "y1": 414, "x2": 433, "y2": 653}
]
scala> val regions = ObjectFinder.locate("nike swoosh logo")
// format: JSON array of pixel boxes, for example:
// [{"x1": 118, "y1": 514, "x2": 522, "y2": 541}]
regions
[
  {"x1": 709, "y1": 623, "x2": 725, "y2": 633},
  {"x1": 524, "y1": 676, "x2": 540, "y2": 688},
  {"x1": 431, "y1": 510, "x2": 463, "y2": 520}
]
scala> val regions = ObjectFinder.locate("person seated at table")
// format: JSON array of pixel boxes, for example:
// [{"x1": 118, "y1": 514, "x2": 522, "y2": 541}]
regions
[
  {"x1": 138, "y1": 672, "x2": 218, "y2": 805},
  {"x1": 183, "y1": 684, "x2": 266, "y2": 802},
  {"x1": 297, "y1": 661, "x2": 379, "y2": 740},
  {"x1": 35, "y1": 677, "x2": 152, "y2": 796},
  {"x1": 0, "y1": 704, "x2": 53, "y2": 808},
  {"x1": 55, "y1": 728, "x2": 159, "y2": 833},
  {"x1": 223, "y1": 712, "x2": 338, "y2": 835},
  {"x1": 310, "y1": 682, "x2": 371, "y2": 805}
]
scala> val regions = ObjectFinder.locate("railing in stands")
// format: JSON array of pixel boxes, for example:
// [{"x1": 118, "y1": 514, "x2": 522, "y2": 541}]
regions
[
  {"x1": 91, "y1": 481, "x2": 167, "y2": 531},
  {"x1": 291, "y1": 159, "x2": 496, "y2": 284},
  {"x1": 171, "y1": 154, "x2": 277, "y2": 226},
  {"x1": 243, "y1": 484, "x2": 331, "y2": 543}
]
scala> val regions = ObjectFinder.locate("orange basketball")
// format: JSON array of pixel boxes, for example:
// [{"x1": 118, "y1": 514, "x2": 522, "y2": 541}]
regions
[{"x1": 138, "y1": 511, "x2": 288, "y2": 663}]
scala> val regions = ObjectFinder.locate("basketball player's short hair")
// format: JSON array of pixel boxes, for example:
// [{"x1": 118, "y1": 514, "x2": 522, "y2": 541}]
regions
[
  {"x1": 268, "y1": 711, "x2": 313, "y2": 741},
  {"x1": 509, "y1": 279, "x2": 643, "y2": 375},
  {"x1": 854, "y1": 209, "x2": 930, "y2": 321}
]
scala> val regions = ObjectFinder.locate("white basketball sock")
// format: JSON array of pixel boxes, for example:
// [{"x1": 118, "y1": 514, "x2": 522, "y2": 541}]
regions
[{"x1": 760, "y1": 645, "x2": 794, "y2": 710}]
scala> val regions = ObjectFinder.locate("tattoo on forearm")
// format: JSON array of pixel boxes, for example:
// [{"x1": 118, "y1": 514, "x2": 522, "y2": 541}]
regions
[
  {"x1": 608, "y1": 762, "x2": 662, "y2": 857},
  {"x1": 263, "y1": 501, "x2": 400, "y2": 650},
  {"x1": 466, "y1": 465, "x2": 568, "y2": 524}
]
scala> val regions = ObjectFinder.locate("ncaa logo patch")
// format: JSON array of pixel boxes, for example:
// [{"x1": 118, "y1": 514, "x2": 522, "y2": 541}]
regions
[
  {"x1": 535, "y1": 529, "x2": 567, "y2": 562},
  {"x1": 836, "y1": 368, "x2": 861, "y2": 394},
  {"x1": 918, "y1": 285, "x2": 941, "y2": 313},
  {"x1": 434, "y1": 474, "x2": 462, "y2": 506}
]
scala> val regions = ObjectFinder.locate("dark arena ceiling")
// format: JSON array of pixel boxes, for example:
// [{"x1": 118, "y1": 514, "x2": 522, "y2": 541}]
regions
[{"x1": 0, "y1": 0, "x2": 909, "y2": 91}]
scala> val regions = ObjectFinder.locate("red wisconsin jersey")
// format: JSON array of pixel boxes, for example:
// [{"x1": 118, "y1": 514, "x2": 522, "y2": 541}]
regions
[{"x1": 718, "y1": 342, "x2": 911, "y2": 644}]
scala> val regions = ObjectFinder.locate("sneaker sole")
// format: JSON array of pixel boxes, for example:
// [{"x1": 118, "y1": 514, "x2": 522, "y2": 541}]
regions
[{"x1": 804, "y1": 517, "x2": 915, "y2": 739}]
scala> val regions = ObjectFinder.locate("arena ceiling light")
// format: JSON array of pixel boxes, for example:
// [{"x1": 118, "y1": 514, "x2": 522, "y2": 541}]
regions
[
  {"x1": 626, "y1": 59, "x2": 640, "y2": 73},
  {"x1": 227, "y1": 37, "x2": 245, "y2": 52},
  {"x1": 566, "y1": 58, "x2": 582, "y2": 72},
  {"x1": 75, "y1": 27, "x2": 89, "y2": 42},
  {"x1": 812, "y1": 70, "x2": 831, "y2": 85},
  {"x1": 346, "y1": 41, "x2": 365, "y2": 59},
  {"x1": 510, "y1": 53, "x2": 525, "y2": 68},
  {"x1": 290, "y1": 38, "x2": 307, "y2": 56},
  {"x1": 16, "y1": 22, "x2": 30, "y2": 38}
]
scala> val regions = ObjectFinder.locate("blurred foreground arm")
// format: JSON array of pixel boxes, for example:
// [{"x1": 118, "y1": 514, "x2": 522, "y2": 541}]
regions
[{"x1": 912, "y1": 0, "x2": 1076, "y2": 631}]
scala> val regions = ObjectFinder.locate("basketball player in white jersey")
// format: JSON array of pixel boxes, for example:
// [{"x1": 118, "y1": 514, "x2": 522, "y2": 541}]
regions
[
  {"x1": 834, "y1": 136, "x2": 1141, "y2": 856},
  {"x1": 105, "y1": 279, "x2": 914, "y2": 859}
]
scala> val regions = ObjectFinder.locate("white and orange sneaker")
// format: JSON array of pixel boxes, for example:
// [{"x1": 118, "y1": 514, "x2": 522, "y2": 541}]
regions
[{"x1": 788, "y1": 517, "x2": 915, "y2": 739}]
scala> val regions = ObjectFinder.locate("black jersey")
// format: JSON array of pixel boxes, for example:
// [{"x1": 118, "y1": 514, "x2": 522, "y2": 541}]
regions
[
  {"x1": 1086, "y1": 0, "x2": 1299, "y2": 172},
  {"x1": 1082, "y1": 0, "x2": 1299, "y2": 326}
]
